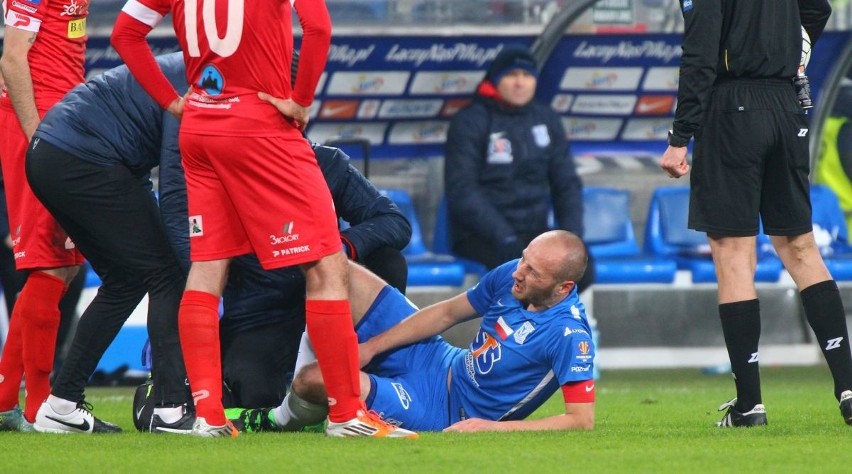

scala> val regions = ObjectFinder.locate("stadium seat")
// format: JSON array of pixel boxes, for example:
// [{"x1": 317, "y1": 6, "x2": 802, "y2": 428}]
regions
[
  {"x1": 583, "y1": 186, "x2": 677, "y2": 283},
  {"x1": 432, "y1": 197, "x2": 488, "y2": 276},
  {"x1": 810, "y1": 185, "x2": 852, "y2": 280},
  {"x1": 381, "y1": 189, "x2": 466, "y2": 287},
  {"x1": 643, "y1": 186, "x2": 782, "y2": 283}
]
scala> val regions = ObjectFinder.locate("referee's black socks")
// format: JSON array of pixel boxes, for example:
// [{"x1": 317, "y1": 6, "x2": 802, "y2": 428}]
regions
[
  {"x1": 719, "y1": 299, "x2": 762, "y2": 412},
  {"x1": 802, "y1": 280, "x2": 852, "y2": 401}
]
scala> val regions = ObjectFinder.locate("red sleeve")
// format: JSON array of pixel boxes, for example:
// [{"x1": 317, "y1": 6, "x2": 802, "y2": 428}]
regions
[
  {"x1": 291, "y1": 0, "x2": 332, "y2": 107},
  {"x1": 110, "y1": 11, "x2": 180, "y2": 110},
  {"x1": 562, "y1": 380, "x2": 595, "y2": 404}
]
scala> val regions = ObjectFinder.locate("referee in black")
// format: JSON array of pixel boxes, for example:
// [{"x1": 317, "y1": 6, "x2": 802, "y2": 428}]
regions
[{"x1": 660, "y1": 0, "x2": 852, "y2": 427}]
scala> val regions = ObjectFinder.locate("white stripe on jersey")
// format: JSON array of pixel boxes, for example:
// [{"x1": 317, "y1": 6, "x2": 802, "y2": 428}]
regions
[
  {"x1": 498, "y1": 370, "x2": 555, "y2": 421},
  {"x1": 122, "y1": 0, "x2": 164, "y2": 27}
]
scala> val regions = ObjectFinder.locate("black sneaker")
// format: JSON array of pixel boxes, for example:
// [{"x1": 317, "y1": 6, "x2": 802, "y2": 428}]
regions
[
  {"x1": 839, "y1": 390, "x2": 852, "y2": 425},
  {"x1": 716, "y1": 398, "x2": 767, "y2": 427},
  {"x1": 150, "y1": 405, "x2": 195, "y2": 434},
  {"x1": 133, "y1": 379, "x2": 155, "y2": 432},
  {"x1": 226, "y1": 407, "x2": 282, "y2": 433},
  {"x1": 793, "y1": 73, "x2": 813, "y2": 109}
]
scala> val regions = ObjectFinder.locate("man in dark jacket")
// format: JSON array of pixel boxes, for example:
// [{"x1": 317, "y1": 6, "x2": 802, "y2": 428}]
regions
[
  {"x1": 24, "y1": 53, "x2": 412, "y2": 434},
  {"x1": 659, "y1": 0, "x2": 852, "y2": 427},
  {"x1": 444, "y1": 45, "x2": 592, "y2": 290}
]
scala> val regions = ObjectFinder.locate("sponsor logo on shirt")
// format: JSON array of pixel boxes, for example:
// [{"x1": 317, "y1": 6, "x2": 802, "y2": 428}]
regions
[
  {"x1": 189, "y1": 216, "x2": 204, "y2": 237},
  {"x1": 486, "y1": 132, "x2": 512, "y2": 164},
  {"x1": 391, "y1": 383, "x2": 412, "y2": 410},
  {"x1": 513, "y1": 321, "x2": 535, "y2": 345},
  {"x1": 270, "y1": 221, "x2": 300, "y2": 245},
  {"x1": 11, "y1": 11, "x2": 32, "y2": 27},
  {"x1": 683, "y1": 0, "x2": 693, "y2": 13},
  {"x1": 198, "y1": 65, "x2": 224, "y2": 96},
  {"x1": 61, "y1": 0, "x2": 88, "y2": 17},
  {"x1": 67, "y1": 18, "x2": 86, "y2": 38},
  {"x1": 11, "y1": 1, "x2": 37, "y2": 14},
  {"x1": 574, "y1": 339, "x2": 594, "y2": 363},
  {"x1": 531, "y1": 124, "x2": 551, "y2": 148}
]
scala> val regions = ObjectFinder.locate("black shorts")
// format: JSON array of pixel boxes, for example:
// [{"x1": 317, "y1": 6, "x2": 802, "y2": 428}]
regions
[{"x1": 688, "y1": 79, "x2": 813, "y2": 237}]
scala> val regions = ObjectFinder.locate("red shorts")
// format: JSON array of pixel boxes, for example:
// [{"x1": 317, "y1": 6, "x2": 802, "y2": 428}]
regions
[
  {"x1": 179, "y1": 132, "x2": 341, "y2": 270},
  {"x1": 0, "y1": 106, "x2": 84, "y2": 270}
]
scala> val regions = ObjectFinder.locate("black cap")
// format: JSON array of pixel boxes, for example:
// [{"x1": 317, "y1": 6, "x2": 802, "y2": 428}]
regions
[{"x1": 487, "y1": 45, "x2": 538, "y2": 84}]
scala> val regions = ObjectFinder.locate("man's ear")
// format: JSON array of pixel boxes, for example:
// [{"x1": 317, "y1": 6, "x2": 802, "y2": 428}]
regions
[{"x1": 559, "y1": 280, "x2": 575, "y2": 296}]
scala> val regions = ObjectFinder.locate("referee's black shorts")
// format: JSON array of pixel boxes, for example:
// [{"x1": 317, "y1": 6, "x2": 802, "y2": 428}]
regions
[{"x1": 688, "y1": 78, "x2": 813, "y2": 237}]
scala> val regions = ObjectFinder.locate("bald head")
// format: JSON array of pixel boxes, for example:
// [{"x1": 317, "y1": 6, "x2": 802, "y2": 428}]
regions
[{"x1": 528, "y1": 230, "x2": 587, "y2": 284}]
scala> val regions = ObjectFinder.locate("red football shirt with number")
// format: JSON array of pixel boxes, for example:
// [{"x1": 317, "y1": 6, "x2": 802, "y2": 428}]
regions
[
  {"x1": 120, "y1": 0, "x2": 329, "y2": 136},
  {"x1": 1, "y1": 0, "x2": 89, "y2": 109}
]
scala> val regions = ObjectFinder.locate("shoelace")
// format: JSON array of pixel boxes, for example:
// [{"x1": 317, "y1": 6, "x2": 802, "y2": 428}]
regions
[
  {"x1": 77, "y1": 400, "x2": 95, "y2": 414},
  {"x1": 362, "y1": 409, "x2": 397, "y2": 431},
  {"x1": 717, "y1": 398, "x2": 736, "y2": 412}
]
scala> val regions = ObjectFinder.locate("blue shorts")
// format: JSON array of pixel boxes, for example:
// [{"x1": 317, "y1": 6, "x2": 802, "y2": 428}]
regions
[{"x1": 356, "y1": 286, "x2": 464, "y2": 431}]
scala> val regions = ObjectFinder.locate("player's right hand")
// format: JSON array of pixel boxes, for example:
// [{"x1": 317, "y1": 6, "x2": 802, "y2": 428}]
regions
[
  {"x1": 258, "y1": 92, "x2": 310, "y2": 130},
  {"x1": 166, "y1": 94, "x2": 185, "y2": 121},
  {"x1": 659, "y1": 145, "x2": 690, "y2": 178}
]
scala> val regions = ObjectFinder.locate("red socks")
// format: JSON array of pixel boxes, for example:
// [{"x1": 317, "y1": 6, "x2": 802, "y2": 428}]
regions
[
  {"x1": 0, "y1": 311, "x2": 24, "y2": 412},
  {"x1": 19, "y1": 272, "x2": 66, "y2": 422},
  {"x1": 178, "y1": 290, "x2": 225, "y2": 425},
  {"x1": 305, "y1": 299, "x2": 361, "y2": 422}
]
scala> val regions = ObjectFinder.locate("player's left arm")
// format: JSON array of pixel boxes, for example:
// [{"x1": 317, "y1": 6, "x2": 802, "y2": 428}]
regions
[
  {"x1": 444, "y1": 381, "x2": 595, "y2": 432},
  {"x1": 0, "y1": 25, "x2": 39, "y2": 141},
  {"x1": 259, "y1": 0, "x2": 331, "y2": 129}
]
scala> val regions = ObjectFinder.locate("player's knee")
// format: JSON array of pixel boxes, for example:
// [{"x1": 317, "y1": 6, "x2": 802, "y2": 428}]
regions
[{"x1": 291, "y1": 363, "x2": 326, "y2": 405}]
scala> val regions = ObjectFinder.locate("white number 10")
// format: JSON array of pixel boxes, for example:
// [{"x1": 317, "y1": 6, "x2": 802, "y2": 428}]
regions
[{"x1": 184, "y1": 0, "x2": 244, "y2": 58}]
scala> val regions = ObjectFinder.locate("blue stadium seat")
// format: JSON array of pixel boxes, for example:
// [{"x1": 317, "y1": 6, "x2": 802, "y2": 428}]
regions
[
  {"x1": 432, "y1": 197, "x2": 488, "y2": 276},
  {"x1": 381, "y1": 189, "x2": 466, "y2": 287},
  {"x1": 810, "y1": 185, "x2": 852, "y2": 280},
  {"x1": 582, "y1": 187, "x2": 676, "y2": 283},
  {"x1": 644, "y1": 186, "x2": 782, "y2": 283}
]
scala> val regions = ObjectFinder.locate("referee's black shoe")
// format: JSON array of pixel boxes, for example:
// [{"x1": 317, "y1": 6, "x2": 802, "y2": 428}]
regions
[
  {"x1": 840, "y1": 391, "x2": 852, "y2": 425},
  {"x1": 716, "y1": 398, "x2": 767, "y2": 428}
]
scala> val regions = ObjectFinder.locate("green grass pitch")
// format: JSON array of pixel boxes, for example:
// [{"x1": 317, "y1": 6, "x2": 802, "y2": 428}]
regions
[{"x1": 4, "y1": 366, "x2": 850, "y2": 473}]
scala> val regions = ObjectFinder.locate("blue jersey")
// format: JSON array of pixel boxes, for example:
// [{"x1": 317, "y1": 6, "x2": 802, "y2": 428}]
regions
[
  {"x1": 449, "y1": 260, "x2": 595, "y2": 423},
  {"x1": 361, "y1": 260, "x2": 594, "y2": 431}
]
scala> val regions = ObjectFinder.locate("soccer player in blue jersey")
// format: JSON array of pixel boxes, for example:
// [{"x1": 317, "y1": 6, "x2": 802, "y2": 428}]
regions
[{"x1": 256, "y1": 230, "x2": 595, "y2": 433}]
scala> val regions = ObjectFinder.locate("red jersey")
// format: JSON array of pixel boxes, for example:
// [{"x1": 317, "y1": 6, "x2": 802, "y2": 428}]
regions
[
  {"x1": 1, "y1": 0, "x2": 88, "y2": 109},
  {"x1": 121, "y1": 0, "x2": 331, "y2": 136}
]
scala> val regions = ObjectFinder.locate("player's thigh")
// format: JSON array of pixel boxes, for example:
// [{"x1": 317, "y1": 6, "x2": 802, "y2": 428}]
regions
[
  {"x1": 760, "y1": 107, "x2": 812, "y2": 236},
  {"x1": 179, "y1": 132, "x2": 252, "y2": 261},
  {"x1": 202, "y1": 135, "x2": 341, "y2": 270},
  {"x1": 367, "y1": 373, "x2": 450, "y2": 431},
  {"x1": 689, "y1": 87, "x2": 767, "y2": 236}
]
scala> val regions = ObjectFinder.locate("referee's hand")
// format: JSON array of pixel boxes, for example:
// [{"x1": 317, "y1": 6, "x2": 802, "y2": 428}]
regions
[{"x1": 659, "y1": 146, "x2": 690, "y2": 178}]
